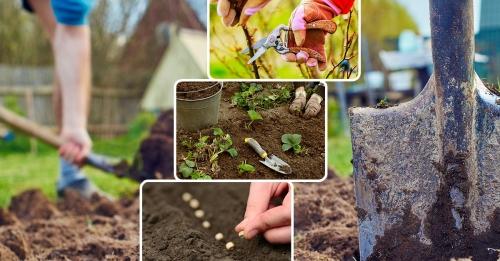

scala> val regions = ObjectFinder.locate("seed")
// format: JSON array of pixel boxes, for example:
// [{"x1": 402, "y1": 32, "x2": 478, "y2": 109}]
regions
[
  {"x1": 202, "y1": 220, "x2": 211, "y2": 228},
  {"x1": 215, "y1": 233, "x2": 224, "y2": 241},
  {"x1": 182, "y1": 192, "x2": 192, "y2": 202},
  {"x1": 238, "y1": 231, "x2": 245, "y2": 239},
  {"x1": 194, "y1": 210, "x2": 205, "y2": 218},
  {"x1": 225, "y1": 242, "x2": 235, "y2": 250},
  {"x1": 189, "y1": 199, "x2": 200, "y2": 209}
]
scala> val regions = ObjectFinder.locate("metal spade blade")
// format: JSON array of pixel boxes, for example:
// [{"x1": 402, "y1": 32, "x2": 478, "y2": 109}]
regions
[{"x1": 349, "y1": 0, "x2": 500, "y2": 260}]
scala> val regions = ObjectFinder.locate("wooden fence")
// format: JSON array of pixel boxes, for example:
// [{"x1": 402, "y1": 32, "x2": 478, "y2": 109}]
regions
[{"x1": 0, "y1": 85, "x2": 143, "y2": 137}]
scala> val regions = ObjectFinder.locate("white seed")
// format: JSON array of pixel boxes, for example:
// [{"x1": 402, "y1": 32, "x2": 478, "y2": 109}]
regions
[
  {"x1": 202, "y1": 220, "x2": 211, "y2": 228},
  {"x1": 215, "y1": 233, "x2": 224, "y2": 241},
  {"x1": 238, "y1": 231, "x2": 245, "y2": 239},
  {"x1": 225, "y1": 241, "x2": 235, "y2": 250},
  {"x1": 194, "y1": 209, "x2": 205, "y2": 218},
  {"x1": 189, "y1": 198, "x2": 200, "y2": 209},
  {"x1": 182, "y1": 192, "x2": 192, "y2": 202}
]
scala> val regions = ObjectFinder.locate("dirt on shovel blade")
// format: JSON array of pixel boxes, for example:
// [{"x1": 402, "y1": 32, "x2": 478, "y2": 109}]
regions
[
  {"x1": 129, "y1": 110, "x2": 174, "y2": 180},
  {"x1": 142, "y1": 182, "x2": 291, "y2": 260},
  {"x1": 0, "y1": 189, "x2": 139, "y2": 260},
  {"x1": 294, "y1": 170, "x2": 359, "y2": 260}
]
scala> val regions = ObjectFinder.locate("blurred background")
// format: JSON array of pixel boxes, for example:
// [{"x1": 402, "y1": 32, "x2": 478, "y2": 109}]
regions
[
  {"x1": 328, "y1": 0, "x2": 499, "y2": 177},
  {"x1": 209, "y1": 0, "x2": 360, "y2": 79},
  {"x1": 0, "y1": 0, "x2": 206, "y2": 206}
]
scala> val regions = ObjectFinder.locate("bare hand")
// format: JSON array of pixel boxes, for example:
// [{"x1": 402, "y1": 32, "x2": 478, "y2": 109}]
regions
[
  {"x1": 59, "y1": 128, "x2": 92, "y2": 166},
  {"x1": 212, "y1": 0, "x2": 271, "y2": 26},
  {"x1": 235, "y1": 182, "x2": 291, "y2": 244}
]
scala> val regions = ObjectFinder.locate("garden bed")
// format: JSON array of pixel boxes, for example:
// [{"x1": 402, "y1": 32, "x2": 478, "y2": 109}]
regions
[
  {"x1": 176, "y1": 82, "x2": 325, "y2": 180},
  {"x1": 142, "y1": 182, "x2": 291, "y2": 260},
  {"x1": 0, "y1": 189, "x2": 139, "y2": 260},
  {"x1": 294, "y1": 171, "x2": 359, "y2": 260}
]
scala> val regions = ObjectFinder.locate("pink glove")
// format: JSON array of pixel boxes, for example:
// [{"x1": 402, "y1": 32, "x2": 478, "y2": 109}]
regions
[
  {"x1": 282, "y1": 0, "x2": 355, "y2": 71},
  {"x1": 235, "y1": 183, "x2": 291, "y2": 244}
]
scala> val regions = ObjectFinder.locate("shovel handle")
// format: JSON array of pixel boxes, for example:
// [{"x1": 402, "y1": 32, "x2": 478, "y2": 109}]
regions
[{"x1": 245, "y1": 138, "x2": 267, "y2": 159}]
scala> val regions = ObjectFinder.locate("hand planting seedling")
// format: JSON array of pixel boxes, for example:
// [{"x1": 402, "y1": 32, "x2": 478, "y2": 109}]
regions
[
  {"x1": 281, "y1": 134, "x2": 303, "y2": 154},
  {"x1": 238, "y1": 161, "x2": 256, "y2": 174},
  {"x1": 246, "y1": 110, "x2": 263, "y2": 129}
]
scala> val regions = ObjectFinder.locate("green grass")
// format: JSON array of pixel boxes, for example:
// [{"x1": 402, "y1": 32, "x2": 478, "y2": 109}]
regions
[
  {"x1": 0, "y1": 134, "x2": 148, "y2": 208},
  {"x1": 328, "y1": 134, "x2": 353, "y2": 178}
]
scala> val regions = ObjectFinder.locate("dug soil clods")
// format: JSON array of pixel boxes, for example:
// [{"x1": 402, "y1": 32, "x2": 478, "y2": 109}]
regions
[{"x1": 0, "y1": 189, "x2": 139, "y2": 260}]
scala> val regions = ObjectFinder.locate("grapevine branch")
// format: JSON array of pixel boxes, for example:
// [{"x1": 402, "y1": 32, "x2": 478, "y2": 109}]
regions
[{"x1": 242, "y1": 26, "x2": 260, "y2": 79}]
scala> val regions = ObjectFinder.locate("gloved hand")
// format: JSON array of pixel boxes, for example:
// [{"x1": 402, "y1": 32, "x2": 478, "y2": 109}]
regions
[
  {"x1": 235, "y1": 183, "x2": 291, "y2": 244},
  {"x1": 212, "y1": 0, "x2": 271, "y2": 26},
  {"x1": 282, "y1": 0, "x2": 355, "y2": 71},
  {"x1": 59, "y1": 127, "x2": 92, "y2": 166}
]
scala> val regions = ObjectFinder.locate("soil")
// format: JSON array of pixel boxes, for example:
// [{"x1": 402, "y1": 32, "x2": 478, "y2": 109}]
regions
[
  {"x1": 177, "y1": 81, "x2": 221, "y2": 100},
  {"x1": 176, "y1": 82, "x2": 325, "y2": 180},
  {"x1": 142, "y1": 182, "x2": 291, "y2": 260},
  {"x1": 0, "y1": 189, "x2": 139, "y2": 260},
  {"x1": 129, "y1": 110, "x2": 174, "y2": 180},
  {"x1": 370, "y1": 151, "x2": 500, "y2": 261},
  {"x1": 294, "y1": 170, "x2": 359, "y2": 260}
]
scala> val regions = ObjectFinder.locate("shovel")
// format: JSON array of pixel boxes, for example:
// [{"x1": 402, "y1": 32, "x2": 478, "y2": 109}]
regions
[
  {"x1": 0, "y1": 106, "x2": 137, "y2": 181},
  {"x1": 349, "y1": 0, "x2": 500, "y2": 260},
  {"x1": 244, "y1": 138, "x2": 292, "y2": 174}
]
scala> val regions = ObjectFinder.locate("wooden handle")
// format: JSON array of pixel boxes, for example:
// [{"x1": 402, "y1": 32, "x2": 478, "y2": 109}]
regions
[
  {"x1": 0, "y1": 106, "x2": 62, "y2": 148},
  {"x1": 245, "y1": 138, "x2": 267, "y2": 158}
]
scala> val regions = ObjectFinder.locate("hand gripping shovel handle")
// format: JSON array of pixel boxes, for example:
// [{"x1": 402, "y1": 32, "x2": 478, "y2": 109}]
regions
[
  {"x1": 244, "y1": 138, "x2": 268, "y2": 158},
  {"x1": 0, "y1": 106, "x2": 126, "y2": 176}
]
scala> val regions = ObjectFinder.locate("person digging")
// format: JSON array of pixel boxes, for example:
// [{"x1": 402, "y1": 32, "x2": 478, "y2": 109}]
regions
[
  {"x1": 21, "y1": 0, "x2": 105, "y2": 198},
  {"x1": 289, "y1": 83, "x2": 324, "y2": 119},
  {"x1": 214, "y1": 0, "x2": 355, "y2": 72}
]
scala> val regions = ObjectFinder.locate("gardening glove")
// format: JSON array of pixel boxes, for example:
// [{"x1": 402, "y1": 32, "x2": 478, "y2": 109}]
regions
[
  {"x1": 59, "y1": 127, "x2": 92, "y2": 166},
  {"x1": 212, "y1": 0, "x2": 271, "y2": 26},
  {"x1": 235, "y1": 183, "x2": 291, "y2": 244},
  {"x1": 282, "y1": 0, "x2": 355, "y2": 71}
]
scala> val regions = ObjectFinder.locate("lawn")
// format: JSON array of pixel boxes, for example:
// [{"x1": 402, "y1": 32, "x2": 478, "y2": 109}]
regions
[
  {"x1": 328, "y1": 133, "x2": 353, "y2": 177},
  {"x1": 0, "y1": 134, "x2": 146, "y2": 208}
]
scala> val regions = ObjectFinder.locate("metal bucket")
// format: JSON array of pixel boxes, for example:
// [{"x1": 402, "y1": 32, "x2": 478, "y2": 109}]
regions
[{"x1": 176, "y1": 82, "x2": 222, "y2": 131}]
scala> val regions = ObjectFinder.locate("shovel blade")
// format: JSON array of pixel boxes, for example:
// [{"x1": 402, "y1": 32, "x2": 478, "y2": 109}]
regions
[{"x1": 349, "y1": 76, "x2": 500, "y2": 260}]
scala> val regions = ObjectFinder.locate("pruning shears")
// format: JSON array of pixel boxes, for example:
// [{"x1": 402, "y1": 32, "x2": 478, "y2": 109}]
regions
[
  {"x1": 241, "y1": 24, "x2": 290, "y2": 64},
  {"x1": 241, "y1": 20, "x2": 337, "y2": 64},
  {"x1": 245, "y1": 138, "x2": 292, "y2": 175}
]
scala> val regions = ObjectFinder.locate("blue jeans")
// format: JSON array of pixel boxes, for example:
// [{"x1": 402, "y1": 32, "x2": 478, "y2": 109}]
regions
[{"x1": 57, "y1": 158, "x2": 88, "y2": 192}]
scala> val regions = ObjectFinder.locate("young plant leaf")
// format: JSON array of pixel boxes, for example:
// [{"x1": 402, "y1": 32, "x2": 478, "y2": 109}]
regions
[
  {"x1": 185, "y1": 159, "x2": 196, "y2": 168},
  {"x1": 179, "y1": 163, "x2": 193, "y2": 178},
  {"x1": 238, "y1": 162, "x2": 255, "y2": 174},
  {"x1": 282, "y1": 143, "x2": 293, "y2": 152},
  {"x1": 247, "y1": 110, "x2": 263, "y2": 121},
  {"x1": 226, "y1": 148, "x2": 238, "y2": 157},
  {"x1": 213, "y1": 127, "x2": 224, "y2": 136}
]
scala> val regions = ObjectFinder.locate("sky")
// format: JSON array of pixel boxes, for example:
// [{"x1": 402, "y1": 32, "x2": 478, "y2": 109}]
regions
[{"x1": 396, "y1": 0, "x2": 482, "y2": 36}]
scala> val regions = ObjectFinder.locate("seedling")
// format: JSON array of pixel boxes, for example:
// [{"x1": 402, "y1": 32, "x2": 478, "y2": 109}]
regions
[
  {"x1": 179, "y1": 159, "x2": 196, "y2": 178},
  {"x1": 246, "y1": 110, "x2": 263, "y2": 129},
  {"x1": 231, "y1": 83, "x2": 292, "y2": 110},
  {"x1": 281, "y1": 134, "x2": 304, "y2": 154},
  {"x1": 194, "y1": 210, "x2": 205, "y2": 218},
  {"x1": 225, "y1": 242, "x2": 235, "y2": 250},
  {"x1": 238, "y1": 161, "x2": 255, "y2": 174},
  {"x1": 215, "y1": 233, "x2": 224, "y2": 241},
  {"x1": 376, "y1": 97, "x2": 391, "y2": 109},
  {"x1": 189, "y1": 199, "x2": 200, "y2": 209}
]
